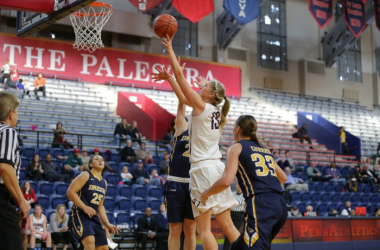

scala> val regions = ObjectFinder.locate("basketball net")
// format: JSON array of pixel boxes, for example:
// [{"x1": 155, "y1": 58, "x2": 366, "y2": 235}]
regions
[{"x1": 70, "y1": 2, "x2": 113, "y2": 53}]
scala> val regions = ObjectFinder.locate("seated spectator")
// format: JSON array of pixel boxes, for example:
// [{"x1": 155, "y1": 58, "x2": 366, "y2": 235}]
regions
[
  {"x1": 303, "y1": 205, "x2": 317, "y2": 217},
  {"x1": 371, "y1": 165, "x2": 380, "y2": 182},
  {"x1": 64, "y1": 148, "x2": 82, "y2": 177},
  {"x1": 162, "y1": 129, "x2": 174, "y2": 153},
  {"x1": 325, "y1": 163, "x2": 346, "y2": 183},
  {"x1": 373, "y1": 207, "x2": 380, "y2": 217},
  {"x1": 12, "y1": 67, "x2": 19, "y2": 82},
  {"x1": 296, "y1": 123, "x2": 313, "y2": 147},
  {"x1": 34, "y1": 72, "x2": 46, "y2": 100},
  {"x1": 132, "y1": 160, "x2": 160, "y2": 186},
  {"x1": 28, "y1": 204, "x2": 52, "y2": 250},
  {"x1": 81, "y1": 148, "x2": 91, "y2": 167},
  {"x1": 288, "y1": 206, "x2": 302, "y2": 217},
  {"x1": 28, "y1": 154, "x2": 44, "y2": 181},
  {"x1": 5, "y1": 71, "x2": 23, "y2": 98},
  {"x1": 306, "y1": 162, "x2": 323, "y2": 182},
  {"x1": 273, "y1": 151, "x2": 284, "y2": 169},
  {"x1": 346, "y1": 175, "x2": 358, "y2": 192},
  {"x1": 21, "y1": 181, "x2": 37, "y2": 208},
  {"x1": 353, "y1": 165, "x2": 364, "y2": 183},
  {"x1": 129, "y1": 120, "x2": 142, "y2": 145},
  {"x1": 362, "y1": 164, "x2": 377, "y2": 185},
  {"x1": 266, "y1": 140, "x2": 276, "y2": 153},
  {"x1": 366, "y1": 158, "x2": 374, "y2": 171},
  {"x1": 50, "y1": 204, "x2": 72, "y2": 250},
  {"x1": 120, "y1": 139, "x2": 137, "y2": 164},
  {"x1": 283, "y1": 150, "x2": 295, "y2": 172},
  {"x1": 120, "y1": 166, "x2": 133, "y2": 185},
  {"x1": 159, "y1": 152, "x2": 170, "y2": 175},
  {"x1": 328, "y1": 209, "x2": 338, "y2": 217},
  {"x1": 284, "y1": 167, "x2": 308, "y2": 191},
  {"x1": 135, "y1": 142, "x2": 154, "y2": 164},
  {"x1": 42, "y1": 154, "x2": 71, "y2": 183},
  {"x1": 155, "y1": 203, "x2": 169, "y2": 248},
  {"x1": 350, "y1": 210, "x2": 356, "y2": 217},
  {"x1": 150, "y1": 169, "x2": 164, "y2": 186},
  {"x1": 23, "y1": 78, "x2": 33, "y2": 97},
  {"x1": 52, "y1": 122, "x2": 69, "y2": 149},
  {"x1": 114, "y1": 118, "x2": 131, "y2": 147},
  {"x1": 135, "y1": 207, "x2": 163, "y2": 250},
  {"x1": 341, "y1": 201, "x2": 352, "y2": 216},
  {"x1": 1, "y1": 59, "x2": 10, "y2": 83},
  {"x1": 17, "y1": 78, "x2": 24, "y2": 99}
]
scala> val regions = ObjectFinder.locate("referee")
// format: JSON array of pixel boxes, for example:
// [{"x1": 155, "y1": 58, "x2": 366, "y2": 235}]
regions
[
  {"x1": 223, "y1": 182, "x2": 245, "y2": 250},
  {"x1": 0, "y1": 92, "x2": 31, "y2": 250}
]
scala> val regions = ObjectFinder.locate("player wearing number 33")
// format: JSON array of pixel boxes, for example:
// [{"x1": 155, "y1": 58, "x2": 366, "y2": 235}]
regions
[
  {"x1": 67, "y1": 155, "x2": 119, "y2": 249},
  {"x1": 201, "y1": 115, "x2": 288, "y2": 250}
]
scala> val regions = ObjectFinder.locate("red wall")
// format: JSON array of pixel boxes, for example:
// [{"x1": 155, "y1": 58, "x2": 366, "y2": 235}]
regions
[{"x1": 117, "y1": 92, "x2": 175, "y2": 140}]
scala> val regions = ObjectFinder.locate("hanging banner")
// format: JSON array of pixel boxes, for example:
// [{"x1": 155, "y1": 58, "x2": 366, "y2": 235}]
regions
[
  {"x1": 128, "y1": 0, "x2": 165, "y2": 12},
  {"x1": 343, "y1": 0, "x2": 366, "y2": 38},
  {"x1": 308, "y1": 0, "x2": 333, "y2": 29},
  {"x1": 172, "y1": 0, "x2": 214, "y2": 23},
  {"x1": 362, "y1": 0, "x2": 368, "y2": 3},
  {"x1": 223, "y1": 0, "x2": 260, "y2": 25},
  {"x1": 374, "y1": 0, "x2": 380, "y2": 32}
]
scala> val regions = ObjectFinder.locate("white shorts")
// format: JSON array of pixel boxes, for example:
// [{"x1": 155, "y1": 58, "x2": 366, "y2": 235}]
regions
[{"x1": 189, "y1": 160, "x2": 237, "y2": 217}]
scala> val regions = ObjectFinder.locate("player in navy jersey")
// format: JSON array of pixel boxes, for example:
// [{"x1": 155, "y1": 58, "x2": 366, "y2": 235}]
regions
[
  {"x1": 67, "y1": 155, "x2": 119, "y2": 250},
  {"x1": 166, "y1": 102, "x2": 196, "y2": 250},
  {"x1": 201, "y1": 115, "x2": 288, "y2": 250},
  {"x1": 153, "y1": 63, "x2": 196, "y2": 249}
]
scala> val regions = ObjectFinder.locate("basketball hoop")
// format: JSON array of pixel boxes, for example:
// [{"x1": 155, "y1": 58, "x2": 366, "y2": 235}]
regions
[{"x1": 69, "y1": 2, "x2": 113, "y2": 53}]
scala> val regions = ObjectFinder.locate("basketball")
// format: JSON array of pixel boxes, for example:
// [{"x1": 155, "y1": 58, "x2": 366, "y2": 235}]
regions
[{"x1": 153, "y1": 14, "x2": 178, "y2": 38}]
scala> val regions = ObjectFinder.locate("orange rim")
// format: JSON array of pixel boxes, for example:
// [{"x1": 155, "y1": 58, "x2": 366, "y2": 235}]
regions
[{"x1": 72, "y1": 2, "x2": 113, "y2": 17}]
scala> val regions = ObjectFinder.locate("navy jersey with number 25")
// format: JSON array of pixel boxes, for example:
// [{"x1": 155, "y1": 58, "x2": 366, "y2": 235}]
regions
[
  {"x1": 236, "y1": 140, "x2": 283, "y2": 199},
  {"x1": 72, "y1": 170, "x2": 107, "y2": 213}
]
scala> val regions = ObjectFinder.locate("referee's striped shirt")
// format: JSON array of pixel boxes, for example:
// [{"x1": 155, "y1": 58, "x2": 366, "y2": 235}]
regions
[
  {"x1": 0, "y1": 122, "x2": 21, "y2": 184},
  {"x1": 231, "y1": 191, "x2": 245, "y2": 212}
]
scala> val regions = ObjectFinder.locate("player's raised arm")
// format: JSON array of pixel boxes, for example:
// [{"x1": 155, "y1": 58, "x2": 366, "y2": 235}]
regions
[
  {"x1": 161, "y1": 35, "x2": 205, "y2": 114},
  {"x1": 66, "y1": 172, "x2": 97, "y2": 218},
  {"x1": 151, "y1": 61, "x2": 190, "y2": 106},
  {"x1": 200, "y1": 143, "x2": 242, "y2": 205},
  {"x1": 174, "y1": 102, "x2": 187, "y2": 137}
]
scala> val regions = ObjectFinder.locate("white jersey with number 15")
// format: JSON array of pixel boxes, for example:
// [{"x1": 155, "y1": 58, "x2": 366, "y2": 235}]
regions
[{"x1": 188, "y1": 103, "x2": 222, "y2": 164}]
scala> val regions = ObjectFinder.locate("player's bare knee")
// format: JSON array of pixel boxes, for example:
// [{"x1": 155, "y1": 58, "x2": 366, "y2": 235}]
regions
[
  {"x1": 30, "y1": 232, "x2": 36, "y2": 238},
  {"x1": 183, "y1": 223, "x2": 196, "y2": 236},
  {"x1": 169, "y1": 225, "x2": 181, "y2": 237}
]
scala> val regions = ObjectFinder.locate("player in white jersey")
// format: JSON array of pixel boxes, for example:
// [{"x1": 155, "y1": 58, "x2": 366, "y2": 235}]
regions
[
  {"x1": 156, "y1": 36, "x2": 240, "y2": 250},
  {"x1": 28, "y1": 204, "x2": 52, "y2": 249}
]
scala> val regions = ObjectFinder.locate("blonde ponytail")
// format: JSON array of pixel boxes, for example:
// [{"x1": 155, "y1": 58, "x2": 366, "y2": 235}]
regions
[{"x1": 219, "y1": 97, "x2": 230, "y2": 131}]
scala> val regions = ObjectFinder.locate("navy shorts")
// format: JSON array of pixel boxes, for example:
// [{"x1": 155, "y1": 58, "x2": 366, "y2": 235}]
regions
[
  {"x1": 69, "y1": 212, "x2": 107, "y2": 247},
  {"x1": 231, "y1": 193, "x2": 287, "y2": 250},
  {"x1": 165, "y1": 181, "x2": 194, "y2": 223}
]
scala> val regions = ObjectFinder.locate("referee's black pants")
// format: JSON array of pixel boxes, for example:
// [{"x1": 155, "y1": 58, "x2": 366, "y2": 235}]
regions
[
  {"x1": 223, "y1": 211, "x2": 244, "y2": 250},
  {"x1": 0, "y1": 185, "x2": 22, "y2": 250}
]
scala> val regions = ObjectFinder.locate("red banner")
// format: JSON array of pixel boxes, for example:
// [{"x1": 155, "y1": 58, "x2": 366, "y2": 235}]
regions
[
  {"x1": 362, "y1": 0, "x2": 368, "y2": 3},
  {"x1": 128, "y1": 0, "x2": 165, "y2": 13},
  {"x1": 172, "y1": 0, "x2": 214, "y2": 23},
  {"x1": 0, "y1": 34, "x2": 241, "y2": 96}
]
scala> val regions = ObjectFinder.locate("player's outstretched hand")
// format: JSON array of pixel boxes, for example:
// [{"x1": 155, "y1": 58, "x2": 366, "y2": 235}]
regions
[
  {"x1": 152, "y1": 66, "x2": 172, "y2": 82},
  {"x1": 194, "y1": 76, "x2": 207, "y2": 89},
  {"x1": 106, "y1": 224, "x2": 120, "y2": 235},
  {"x1": 161, "y1": 34, "x2": 174, "y2": 52},
  {"x1": 83, "y1": 206, "x2": 97, "y2": 218}
]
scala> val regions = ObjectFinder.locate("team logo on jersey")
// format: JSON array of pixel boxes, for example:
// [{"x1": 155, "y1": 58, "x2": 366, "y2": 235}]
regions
[
  {"x1": 191, "y1": 198, "x2": 201, "y2": 207},
  {"x1": 77, "y1": 226, "x2": 81, "y2": 233},
  {"x1": 247, "y1": 226, "x2": 255, "y2": 234},
  {"x1": 170, "y1": 189, "x2": 176, "y2": 192}
]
